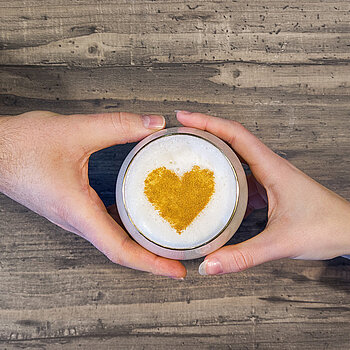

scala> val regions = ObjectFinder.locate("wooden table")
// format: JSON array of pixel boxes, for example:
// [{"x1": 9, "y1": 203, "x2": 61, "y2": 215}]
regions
[{"x1": 1, "y1": 1, "x2": 350, "y2": 348}]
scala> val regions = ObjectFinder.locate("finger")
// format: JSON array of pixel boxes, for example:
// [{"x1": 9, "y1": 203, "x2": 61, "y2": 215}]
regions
[
  {"x1": 72, "y1": 112, "x2": 165, "y2": 152},
  {"x1": 198, "y1": 227, "x2": 287, "y2": 275},
  {"x1": 176, "y1": 111, "x2": 282, "y2": 185},
  {"x1": 69, "y1": 192, "x2": 186, "y2": 278}
]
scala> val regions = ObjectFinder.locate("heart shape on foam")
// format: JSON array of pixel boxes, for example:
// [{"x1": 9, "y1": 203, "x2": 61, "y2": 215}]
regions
[{"x1": 144, "y1": 165, "x2": 215, "y2": 234}]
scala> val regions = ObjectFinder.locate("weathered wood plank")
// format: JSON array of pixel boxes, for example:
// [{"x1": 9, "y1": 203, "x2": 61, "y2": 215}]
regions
[
  {"x1": 2, "y1": 63, "x2": 350, "y2": 101},
  {"x1": 0, "y1": 261, "x2": 349, "y2": 348},
  {"x1": 1, "y1": 1, "x2": 350, "y2": 66},
  {"x1": 2, "y1": 331, "x2": 350, "y2": 350}
]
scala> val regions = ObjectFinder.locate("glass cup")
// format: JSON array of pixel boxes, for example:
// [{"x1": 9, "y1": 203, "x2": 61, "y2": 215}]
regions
[{"x1": 116, "y1": 127, "x2": 248, "y2": 260}]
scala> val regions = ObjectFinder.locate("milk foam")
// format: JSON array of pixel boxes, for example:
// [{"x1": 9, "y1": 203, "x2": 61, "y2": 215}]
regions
[{"x1": 123, "y1": 134, "x2": 237, "y2": 249}]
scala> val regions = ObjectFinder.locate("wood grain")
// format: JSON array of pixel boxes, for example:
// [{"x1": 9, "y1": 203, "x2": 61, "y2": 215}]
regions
[
  {"x1": 1, "y1": 1, "x2": 350, "y2": 66},
  {"x1": 1, "y1": 0, "x2": 350, "y2": 349}
]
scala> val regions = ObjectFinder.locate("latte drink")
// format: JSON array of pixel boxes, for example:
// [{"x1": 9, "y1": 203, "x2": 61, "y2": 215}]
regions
[{"x1": 116, "y1": 127, "x2": 247, "y2": 260}]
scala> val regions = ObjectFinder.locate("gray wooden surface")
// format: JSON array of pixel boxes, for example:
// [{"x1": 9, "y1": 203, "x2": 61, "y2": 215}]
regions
[{"x1": 1, "y1": 1, "x2": 350, "y2": 349}]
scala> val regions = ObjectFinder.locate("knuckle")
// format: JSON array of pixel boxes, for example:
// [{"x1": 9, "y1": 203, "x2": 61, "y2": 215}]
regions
[
  {"x1": 109, "y1": 254, "x2": 122, "y2": 266},
  {"x1": 227, "y1": 133, "x2": 237, "y2": 149},
  {"x1": 52, "y1": 201, "x2": 70, "y2": 224},
  {"x1": 55, "y1": 203, "x2": 79, "y2": 230},
  {"x1": 109, "y1": 236, "x2": 129, "y2": 266},
  {"x1": 110, "y1": 112, "x2": 131, "y2": 136},
  {"x1": 151, "y1": 254, "x2": 163, "y2": 273},
  {"x1": 50, "y1": 196, "x2": 81, "y2": 231},
  {"x1": 226, "y1": 121, "x2": 243, "y2": 147},
  {"x1": 49, "y1": 201, "x2": 77, "y2": 232},
  {"x1": 110, "y1": 112, "x2": 122, "y2": 129},
  {"x1": 230, "y1": 120, "x2": 243, "y2": 129},
  {"x1": 230, "y1": 248, "x2": 254, "y2": 272}
]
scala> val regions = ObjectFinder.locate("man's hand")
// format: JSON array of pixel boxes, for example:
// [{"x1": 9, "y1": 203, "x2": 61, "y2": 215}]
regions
[{"x1": 0, "y1": 111, "x2": 186, "y2": 278}]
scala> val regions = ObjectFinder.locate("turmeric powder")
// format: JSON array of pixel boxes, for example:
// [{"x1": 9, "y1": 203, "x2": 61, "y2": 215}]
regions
[{"x1": 144, "y1": 166, "x2": 215, "y2": 234}]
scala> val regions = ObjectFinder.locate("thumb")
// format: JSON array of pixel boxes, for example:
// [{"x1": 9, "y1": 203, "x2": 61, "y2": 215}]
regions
[
  {"x1": 198, "y1": 228, "x2": 287, "y2": 275},
  {"x1": 72, "y1": 112, "x2": 165, "y2": 152}
]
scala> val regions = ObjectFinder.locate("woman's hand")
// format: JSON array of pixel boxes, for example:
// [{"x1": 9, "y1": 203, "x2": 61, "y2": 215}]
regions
[
  {"x1": 0, "y1": 111, "x2": 186, "y2": 278},
  {"x1": 176, "y1": 111, "x2": 350, "y2": 276}
]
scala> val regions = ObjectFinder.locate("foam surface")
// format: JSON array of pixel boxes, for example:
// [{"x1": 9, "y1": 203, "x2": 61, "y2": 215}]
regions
[{"x1": 123, "y1": 134, "x2": 237, "y2": 249}]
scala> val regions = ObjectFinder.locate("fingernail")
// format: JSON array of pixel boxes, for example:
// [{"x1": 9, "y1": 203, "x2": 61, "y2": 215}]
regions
[
  {"x1": 198, "y1": 258, "x2": 223, "y2": 275},
  {"x1": 170, "y1": 276, "x2": 185, "y2": 280},
  {"x1": 175, "y1": 110, "x2": 192, "y2": 115},
  {"x1": 142, "y1": 114, "x2": 165, "y2": 130}
]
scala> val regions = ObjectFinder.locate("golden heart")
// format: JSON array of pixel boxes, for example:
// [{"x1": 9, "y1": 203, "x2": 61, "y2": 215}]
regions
[{"x1": 144, "y1": 166, "x2": 215, "y2": 234}]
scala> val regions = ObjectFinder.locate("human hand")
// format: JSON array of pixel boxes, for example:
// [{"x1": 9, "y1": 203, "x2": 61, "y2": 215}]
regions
[
  {"x1": 0, "y1": 111, "x2": 186, "y2": 278},
  {"x1": 176, "y1": 111, "x2": 350, "y2": 275}
]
